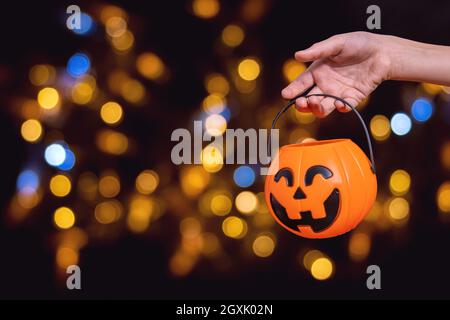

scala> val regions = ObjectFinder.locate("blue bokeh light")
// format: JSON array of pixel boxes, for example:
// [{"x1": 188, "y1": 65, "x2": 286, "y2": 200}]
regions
[
  {"x1": 72, "y1": 13, "x2": 95, "y2": 36},
  {"x1": 220, "y1": 107, "x2": 231, "y2": 122},
  {"x1": 57, "y1": 148, "x2": 76, "y2": 171},
  {"x1": 233, "y1": 166, "x2": 255, "y2": 188},
  {"x1": 16, "y1": 170, "x2": 39, "y2": 192},
  {"x1": 67, "y1": 53, "x2": 90, "y2": 78},
  {"x1": 411, "y1": 98, "x2": 434, "y2": 122},
  {"x1": 391, "y1": 113, "x2": 412, "y2": 136},
  {"x1": 45, "y1": 143, "x2": 67, "y2": 167}
]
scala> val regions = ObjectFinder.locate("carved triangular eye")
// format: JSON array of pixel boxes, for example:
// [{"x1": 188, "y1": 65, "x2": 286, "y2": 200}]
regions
[
  {"x1": 293, "y1": 187, "x2": 306, "y2": 199},
  {"x1": 274, "y1": 168, "x2": 293, "y2": 187}
]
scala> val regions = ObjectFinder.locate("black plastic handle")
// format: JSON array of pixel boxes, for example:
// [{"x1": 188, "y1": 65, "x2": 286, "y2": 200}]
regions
[{"x1": 270, "y1": 85, "x2": 376, "y2": 174}]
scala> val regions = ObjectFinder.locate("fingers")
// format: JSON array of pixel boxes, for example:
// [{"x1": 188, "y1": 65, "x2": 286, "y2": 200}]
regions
[
  {"x1": 294, "y1": 35, "x2": 345, "y2": 62},
  {"x1": 337, "y1": 88, "x2": 362, "y2": 113},
  {"x1": 281, "y1": 70, "x2": 314, "y2": 99}
]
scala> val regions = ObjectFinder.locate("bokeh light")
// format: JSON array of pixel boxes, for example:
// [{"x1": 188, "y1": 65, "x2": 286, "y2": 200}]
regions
[
  {"x1": 201, "y1": 145, "x2": 223, "y2": 173},
  {"x1": 348, "y1": 232, "x2": 371, "y2": 262},
  {"x1": 54, "y1": 207, "x2": 76, "y2": 229},
  {"x1": 235, "y1": 191, "x2": 258, "y2": 215},
  {"x1": 388, "y1": 197, "x2": 410, "y2": 221},
  {"x1": 49, "y1": 175, "x2": 72, "y2": 197},
  {"x1": 192, "y1": 0, "x2": 220, "y2": 19},
  {"x1": 72, "y1": 13, "x2": 95, "y2": 36},
  {"x1": 210, "y1": 193, "x2": 232, "y2": 216},
  {"x1": 67, "y1": 53, "x2": 91, "y2": 78},
  {"x1": 135, "y1": 170, "x2": 159, "y2": 195},
  {"x1": 222, "y1": 216, "x2": 247, "y2": 239},
  {"x1": 411, "y1": 98, "x2": 434, "y2": 122},
  {"x1": 252, "y1": 234, "x2": 275, "y2": 258},
  {"x1": 95, "y1": 200, "x2": 123, "y2": 224},
  {"x1": 283, "y1": 59, "x2": 306, "y2": 82},
  {"x1": 37, "y1": 87, "x2": 59, "y2": 109},
  {"x1": 21, "y1": 119, "x2": 43, "y2": 143},
  {"x1": 310, "y1": 257, "x2": 334, "y2": 280},
  {"x1": 205, "y1": 114, "x2": 227, "y2": 136},
  {"x1": 233, "y1": 165, "x2": 255, "y2": 188},
  {"x1": 136, "y1": 52, "x2": 165, "y2": 80},
  {"x1": 16, "y1": 169, "x2": 39, "y2": 193},
  {"x1": 391, "y1": 113, "x2": 412, "y2": 136},
  {"x1": 45, "y1": 143, "x2": 66, "y2": 167},
  {"x1": 370, "y1": 115, "x2": 391, "y2": 141},
  {"x1": 437, "y1": 182, "x2": 450, "y2": 213},
  {"x1": 205, "y1": 74, "x2": 230, "y2": 96},
  {"x1": 100, "y1": 101, "x2": 123, "y2": 125},
  {"x1": 221, "y1": 24, "x2": 245, "y2": 47},
  {"x1": 29, "y1": 64, "x2": 55, "y2": 86},
  {"x1": 99, "y1": 173, "x2": 121, "y2": 198},
  {"x1": 389, "y1": 169, "x2": 411, "y2": 196},
  {"x1": 238, "y1": 58, "x2": 261, "y2": 81}
]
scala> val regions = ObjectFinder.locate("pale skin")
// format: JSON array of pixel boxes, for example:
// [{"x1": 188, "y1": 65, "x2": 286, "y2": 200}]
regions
[{"x1": 281, "y1": 31, "x2": 450, "y2": 118}]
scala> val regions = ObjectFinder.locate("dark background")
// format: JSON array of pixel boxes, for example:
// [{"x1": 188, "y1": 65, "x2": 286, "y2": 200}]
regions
[{"x1": 0, "y1": 0, "x2": 449, "y2": 299}]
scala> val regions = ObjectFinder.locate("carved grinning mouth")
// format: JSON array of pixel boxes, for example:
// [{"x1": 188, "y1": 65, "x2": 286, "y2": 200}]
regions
[{"x1": 270, "y1": 189, "x2": 340, "y2": 233}]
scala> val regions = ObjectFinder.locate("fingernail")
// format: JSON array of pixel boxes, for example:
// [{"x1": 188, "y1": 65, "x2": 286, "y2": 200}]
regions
[{"x1": 281, "y1": 88, "x2": 290, "y2": 97}]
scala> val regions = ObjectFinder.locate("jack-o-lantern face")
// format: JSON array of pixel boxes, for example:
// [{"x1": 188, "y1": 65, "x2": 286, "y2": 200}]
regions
[{"x1": 265, "y1": 139, "x2": 377, "y2": 239}]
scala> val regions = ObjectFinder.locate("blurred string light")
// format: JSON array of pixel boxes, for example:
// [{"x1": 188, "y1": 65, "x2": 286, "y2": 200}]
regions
[
  {"x1": 45, "y1": 143, "x2": 66, "y2": 167},
  {"x1": 302, "y1": 249, "x2": 324, "y2": 270},
  {"x1": 411, "y1": 98, "x2": 434, "y2": 122},
  {"x1": 391, "y1": 112, "x2": 412, "y2": 136},
  {"x1": 205, "y1": 114, "x2": 227, "y2": 136},
  {"x1": 135, "y1": 170, "x2": 159, "y2": 195},
  {"x1": 111, "y1": 30, "x2": 134, "y2": 52},
  {"x1": 292, "y1": 108, "x2": 315, "y2": 125},
  {"x1": 235, "y1": 191, "x2": 258, "y2": 214},
  {"x1": 437, "y1": 182, "x2": 450, "y2": 213},
  {"x1": 192, "y1": 0, "x2": 220, "y2": 19},
  {"x1": 441, "y1": 141, "x2": 450, "y2": 171},
  {"x1": 389, "y1": 169, "x2": 411, "y2": 196},
  {"x1": 202, "y1": 94, "x2": 226, "y2": 114},
  {"x1": 16, "y1": 169, "x2": 39, "y2": 193},
  {"x1": 21, "y1": 119, "x2": 43, "y2": 143},
  {"x1": 100, "y1": 101, "x2": 123, "y2": 125},
  {"x1": 95, "y1": 200, "x2": 123, "y2": 224},
  {"x1": 58, "y1": 147, "x2": 76, "y2": 171},
  {"x1": 221, "y1": 24, "x2": 245, "y2": 47},
  {"x1": 201, "y1": 145, "x2": 223, "y2": 173},
  {"x1": 96, "y1": 129, "x2": 129, "y2": 155},
  {"x1": 238, "y1": 57, "x2": 261, "y2": 81},
  {"x1": 210, "y1": 193, "x2": 232, "y2": 216},
  {"x1": 72, "y1": 13, "x2": 95, "y2": 36},
  {"x1": 252, "y1": 233, "x2": 275, "y2": 258},
  {"x1": 282, "y1": 59, "x2": 306, "y2": 82},
  {"x1": 29, "y1": 64, "x2": 56, "y2": 86},
  {"x1": 204, "y1": 73, "x2": 229, "y2": 96},
  {"x1": 136, "y1": 52, "x2": 166, "y2": 81},
  {"x1": 71, "y1": 76, "x2": 96, "y2": 105},
  {"x1": 388, "y1": 197, "x2": 410, "y2": 222},
  {"x1": 37, "y1": 87, "x2": 59, "y2": 109},
  {"x1": 310, "y1": 257, "x2": 334, "y2": 280},
  {"x1": 99, "y1": 172, "x2": 121, "y2": 198},
  {"x1": 67, "y1": 53, "x2": 91, "y2": 78},
  {"x1": 222, "y1": 216, "x2": 247, "y2": 239},
  {"x1": 127, "y1": 194, "x2": 154, "y2": 233},
  {"x1": 370, "y1": 115, "x2": 391, "y2": 141},
  {"x1": 120, "y1": 78, "x2": 145, "y2": 104},
  {"x1": 233, "y1": 165, "x2": 255, "y2": 188},
  {"x1": 49, "y1": 174, "x2": 71, "y2": 197},
  {"x1": 180, "y1": 166, "x2": 210, "y2": 197},
  {"x1": 348, "y1": 232, "x2": 371, "y2": 262},
  {"x1": 105, "y1": 16, "x2": 127, "y2": 38},
  {"x1": 54, "y1": 207, "x2": 76, "y2": 229},
  {"x1": 56, "y1": 247, "x2": 78, "y2": 269}
]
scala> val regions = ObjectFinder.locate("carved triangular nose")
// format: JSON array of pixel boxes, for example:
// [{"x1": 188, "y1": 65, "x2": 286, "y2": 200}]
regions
[{"x1": 293, "y1": 187, "x2": 306, "y2": 199}]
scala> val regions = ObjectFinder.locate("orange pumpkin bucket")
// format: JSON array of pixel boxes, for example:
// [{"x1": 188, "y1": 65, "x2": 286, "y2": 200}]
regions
[{"x1": 265, "y1": 87, "x2": 377, "y2": 239}]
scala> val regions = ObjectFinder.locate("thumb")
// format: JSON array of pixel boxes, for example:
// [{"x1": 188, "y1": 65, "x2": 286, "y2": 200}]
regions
[{"x1": 295, "y1": 35, "x2": 345, "y2": 62}]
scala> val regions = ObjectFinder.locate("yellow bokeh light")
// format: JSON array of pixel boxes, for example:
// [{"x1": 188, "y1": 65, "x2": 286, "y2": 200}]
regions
[
  {"x1": 95, "y1": 200, "x2": 123, "y2": 224},
  {"x1": 105, "y1": 16, "x2": 127, "y2": 38},
  {"x1": 192, "y1": 0, "x2": 220, "y2": 19},
  {"x1": 96, "y1": 129, "x2": 129, "y2": 155},
  {"x1": 238, "y1": 58, "x2": 261, "y2": 81},
  {"x1": 252, "y1": 234, "x2": 275, "y2": 258},
  {"x1": 370, "y1": 115, "x2": 391, "y2": 141},
  {"x1": 205, "y1": 114, "x2": 227, "y2": 136},
  {"x1": 293, "y1": 109, "x2": 315, "y2": 124},
  {"x1": 388, "y1": 197, "x2": 410, "y2": 221},
  {"x1": 99, "y1": 174, "x2": 121, "y2": 198},
  {"x1": 201, "y1": 232, "x2": 220, "y2": 257},
  {"x1": 17, "y1": 189, "x2": 41, "y2": 210},
  {"x1": 234, "y1": 75, "x2": 256, "y2": 94},
  {"x1": 205, "y1": 73, "x2": 229, "y2": 96},
  {"x1": 111, "y1": 30, "x2": 134, "y2": 52},
  {"x1": 100, "y1": 5, "x2": 128, "y2": 24},
  {"x1": 136, "y1": 52, "x2": 165, "y2": 80},
  {"x1": 222, "y1": 24, "x2": 245, "y2": 47},
  {"x1": 201, "y1": 145, "x2": 223, "y2": 173},
  {"x1": 235, "y1": 191, "x2": 258, "y2": 215},
  {"x1": 210, "y1": 194, "x2": 232, "y2": 216},
  {"x1": 56, "y1": 247, "x2": 79, "y2": 269},
  {"x1": 348, "y1": 232, "x2": 371, "y2": 262},
  {"x1": 389, "y1": 169, "x2": 411, "y2": 196},
  {"x1": 37, "y1": 87, "x2": 59, "y2": 109},
  {"x1": 437, "y1": 182, "x2": 450, "y2": 213},
  {"x1": 180, "y1": 166, "x2": 210, "y2": 198},
  {"x1": 135, "y1": 170, "x2": 159, "y2": 195},
  {"x1": 222, "y1": 216, "x2": 247, "y2": 239},
  {"x1": 71, "y1": 81, "x2": 94, "y2": 105},
  {"x1": 121, "y1": 79, "x2": 145, "y2": 104},
  {"x1": 21, "y1": 119, "x2": 43, "y2": 143},
  {"x1": 54, "y1": 207, "x2": 76, "y2": 229},
  {"x1": 29, "y1": 64, "x2": 55, "y2": 86},
  {"x1": 100, "y1": 101, "x2": 123, "y2": 125},
  {"x1": 283, "y1": 59, "x2": 306, "y2": 82},
  {"x1": 302, "y1": 250, "x2": 324, "y2": 270},
  {"x1": 180, "y1": 217, "x2": 202, "y2": 239},
  {"x1": 310, "y1": 257, "x2": 333, "y2": 280},
  {"x1": 127, "y1": 194, "x2": 154, "y2": 233},
  {"x1": 50, "y1": 175, "x2": 71, "y2": 197},
  {"x1": 202, "y1": 94, "x2": 226, "y2": 114}
]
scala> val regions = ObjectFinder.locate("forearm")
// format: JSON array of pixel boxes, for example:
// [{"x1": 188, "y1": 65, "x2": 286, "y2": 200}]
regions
[{"x1": 384, "y1": 35, "x2": 450, "y2": 86}]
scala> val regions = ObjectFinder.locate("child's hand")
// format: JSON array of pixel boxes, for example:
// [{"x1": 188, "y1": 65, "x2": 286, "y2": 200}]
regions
[{"x1": 281, "y1": 32, "x2": 392, "y2": 117}]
